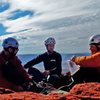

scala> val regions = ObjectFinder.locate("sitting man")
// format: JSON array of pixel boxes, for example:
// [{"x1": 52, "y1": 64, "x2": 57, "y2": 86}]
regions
[
  {"x1": 0, "y1": 37, "x2": 32, "y2": 91},
  {"x1": 70, "y1": 34, "x2": 100, "y2": 83},
  {"x1": 24, "y1": 37, "x2": 62, "y2": 85}
]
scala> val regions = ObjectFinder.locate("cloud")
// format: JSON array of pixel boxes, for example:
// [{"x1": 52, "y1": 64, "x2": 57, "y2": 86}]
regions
[{"x1": 0, "y1": 0, "x2": 100, "y2": 53}]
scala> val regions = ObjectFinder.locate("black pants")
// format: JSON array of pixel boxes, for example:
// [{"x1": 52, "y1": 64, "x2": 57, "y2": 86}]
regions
[
  {"x1": 28, "y1": 67, "x2": 61, "y2": 84},
  {"x1": 73, "y1": 67, "x2": 100, "y2": 84},
  {"x1": 28, "y1": 67, "x2": 45, "y2": 83}
]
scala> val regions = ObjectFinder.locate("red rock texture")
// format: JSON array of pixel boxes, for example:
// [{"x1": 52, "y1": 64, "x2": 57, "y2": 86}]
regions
[
  {"x1": 68, "y1": 82, "x2": 100, "y2": 100},
  {"x1": 0, "y1": 83, "x2": 100, "y2": 100}
]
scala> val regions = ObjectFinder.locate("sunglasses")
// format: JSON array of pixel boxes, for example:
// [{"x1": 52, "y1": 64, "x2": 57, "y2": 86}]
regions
[{"x1": 9, "y1": 47, "x2": 18, "y2": 51}]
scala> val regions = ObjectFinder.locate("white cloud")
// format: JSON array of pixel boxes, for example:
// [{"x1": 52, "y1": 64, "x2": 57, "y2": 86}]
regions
[{"x1": 0, "y1": 0, "x2": 100, "y2": 53}]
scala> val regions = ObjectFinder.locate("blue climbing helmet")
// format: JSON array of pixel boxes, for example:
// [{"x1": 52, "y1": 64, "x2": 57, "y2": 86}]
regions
[{"x1": 2, "y1": 37, "x2": 19, "y2": 49}]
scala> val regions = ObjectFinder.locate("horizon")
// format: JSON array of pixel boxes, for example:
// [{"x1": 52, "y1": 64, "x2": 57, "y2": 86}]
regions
[{"x1": 17, "y1": 52, "x2": 90, "y2": 55}]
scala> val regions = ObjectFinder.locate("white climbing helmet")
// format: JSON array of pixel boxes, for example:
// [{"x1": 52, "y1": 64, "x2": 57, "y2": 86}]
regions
[
  {"x1": 44, "y1": 37, "x2": 56, "y2": 45},
  {"x1": 89, "y1": 34, "x2": 100, "y2": 45}
]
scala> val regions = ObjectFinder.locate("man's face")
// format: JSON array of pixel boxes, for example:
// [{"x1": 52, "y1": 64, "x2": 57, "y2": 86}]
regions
[
  {"x1": 8, "y1": 47, "x2": 19, "y2": 56},
  {"x1": 89, "y1": 44, "x2": 97, "y2": 52},
  {"x1": 46, "y1": 43, "x2": 55, "y2": 54}
]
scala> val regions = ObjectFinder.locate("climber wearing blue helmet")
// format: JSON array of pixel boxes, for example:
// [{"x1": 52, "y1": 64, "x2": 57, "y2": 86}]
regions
[
  {"x1": 2, "y1": 37, "x2": 19, "y2": 57},
  {"x1": 0, "y1": 37, "x2": 32, "y2": 91}
]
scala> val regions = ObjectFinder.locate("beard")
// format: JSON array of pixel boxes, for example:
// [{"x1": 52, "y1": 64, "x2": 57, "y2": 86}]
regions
[
  {"x1": 9, "y1": 52, "x2": 16, "y2": 58},
  {"x1": 47, "y1": 49, "x2": 53, "y2": 54}
]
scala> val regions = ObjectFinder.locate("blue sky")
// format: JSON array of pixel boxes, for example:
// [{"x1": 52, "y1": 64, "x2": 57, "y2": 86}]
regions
[{"x1": 0, "y1": 0, "x2": 100, "y2": 54}]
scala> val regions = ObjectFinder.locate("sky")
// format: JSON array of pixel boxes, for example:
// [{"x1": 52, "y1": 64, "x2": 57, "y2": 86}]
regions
[{"x1": 0, "y1": 0, "x2": 100, "y2": 54}]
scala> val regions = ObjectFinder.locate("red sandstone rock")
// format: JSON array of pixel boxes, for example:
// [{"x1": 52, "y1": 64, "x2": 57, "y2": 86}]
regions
[
  {"x1": 0, "y1": 83, "x2": 100, "y2": 100},
  {"x1": 68, "y1": 82, "x2": 100, "y2": 100}
]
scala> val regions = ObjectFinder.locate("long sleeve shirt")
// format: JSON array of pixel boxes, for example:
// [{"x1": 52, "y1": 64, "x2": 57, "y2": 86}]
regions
[
  {"x1": 75, "y1": 51, "x2": 100, "y2": 68},
  {"x1": 24, "y1": 51, "x2": 62, "y2": 75},
  {"x1": 0, "y1": 51, "x2": 31, "y2": 90}
]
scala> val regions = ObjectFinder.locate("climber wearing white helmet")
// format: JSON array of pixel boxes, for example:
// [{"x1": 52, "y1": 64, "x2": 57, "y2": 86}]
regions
[
  {"x1": 44, "y1": 37, "x2": 56, "y2": 54},
  {"x1": 0, "y1": 37, "x2": 32, "y2": 92},
  {"x1": 24, "y1": 37, "x2": 62, "y2": 85},
  {"x1": 89, "y1": 35, "x2": 100, "y2": 54},
  {"x1": 70, "y1": 34, "x2": 100, "y2": 82}
]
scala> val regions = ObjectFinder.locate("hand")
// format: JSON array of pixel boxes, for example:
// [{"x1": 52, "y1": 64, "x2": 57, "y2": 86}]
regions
[
  {"x1": 25, "y1": 76, "x2": 32, "y2": 82},
  {"x1": 42, "y1": 70, "x2": 50, "y2": 76},
  {"x1": 70, "y1": 56, "x2": 76, "y2": 62},
  {"x1": 29, "y1": 75, "x2": 32, "y2": 81}
]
